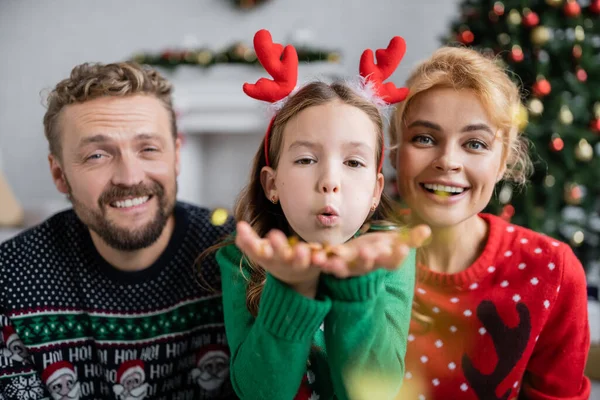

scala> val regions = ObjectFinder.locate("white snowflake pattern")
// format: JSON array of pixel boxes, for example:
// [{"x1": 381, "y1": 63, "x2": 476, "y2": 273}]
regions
[
  {"x1": 307, "y1": 370, "x2": 316, "y2": 384},
  {"x1": 4, "y1": 375, "x2": 45, "y2": 400},
  {"x1": 309, "y1": 392, "x2": 320, "y2": 400}
]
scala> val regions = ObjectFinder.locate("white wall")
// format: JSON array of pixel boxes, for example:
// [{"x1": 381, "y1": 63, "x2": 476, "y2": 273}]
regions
[{"x1": 0, "y1": 0, "x2": 459, "y2": 211}]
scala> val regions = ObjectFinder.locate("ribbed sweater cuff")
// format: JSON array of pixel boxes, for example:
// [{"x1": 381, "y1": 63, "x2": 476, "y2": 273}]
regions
[
  {"x1": 321, "y1": 269, "x2": 387, "y2": 302},
  {"x1": 257, "y1": 273, "x2": 331, "y2": 341}
]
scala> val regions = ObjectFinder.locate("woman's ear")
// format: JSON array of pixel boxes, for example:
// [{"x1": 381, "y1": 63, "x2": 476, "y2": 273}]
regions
[{"x1": 260, "y1": 166, "x2": 278, "y2": 202}]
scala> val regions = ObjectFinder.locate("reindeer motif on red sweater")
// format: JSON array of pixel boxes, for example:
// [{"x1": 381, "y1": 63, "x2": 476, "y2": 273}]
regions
[{"x1": 462, "y1": 300, "x2": 531, "y2": 400}]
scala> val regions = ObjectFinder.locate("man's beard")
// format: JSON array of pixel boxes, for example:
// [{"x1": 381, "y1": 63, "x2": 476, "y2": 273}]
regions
[{"x1": 67, "y1": 179, "x2": 177, "y2": 251}]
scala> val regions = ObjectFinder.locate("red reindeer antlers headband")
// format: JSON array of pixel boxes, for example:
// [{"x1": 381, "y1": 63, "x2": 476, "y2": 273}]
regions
[{"x1": 243, "y1": 29, "x2": 409, "y2": 172}]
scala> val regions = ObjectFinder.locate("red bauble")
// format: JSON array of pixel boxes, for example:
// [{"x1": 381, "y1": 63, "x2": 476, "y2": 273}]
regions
[
  {"x1": 591, "y1": 0, "x2": 600, "y2": 13},
  {"x1": 533, "y1": 79, "x2": 552, "y2": 97},
  {"x1": 564, "y1": 0, "x2": 581, "y2": 17},
  {"x1": 500, "y1": 205, "x2": 515, "y2": 222},
  {"x1": 591, "y1": 119, "x2": 600, "y2": 132},
  {"x1": 493, "y1": 2, "x2": 505, "y2": 15},
  {"x1": 573, "y1": 45, "x2": 583, "y2": 59},
  {"x1": 523, "y1": 11, "x2": 540, "y2": 27},
  {"x1": 511, "y1": 47, "x2": 524, "y2": 62},
  {"x1": 576, "y1": 68, "x2": 587, "y2": 82},
  {"x1": 550, "y1": 137, "x2": 564, "y2": 151},
  {"x1": 458, "y1": 30, "x2": 475, "y2": 44}
]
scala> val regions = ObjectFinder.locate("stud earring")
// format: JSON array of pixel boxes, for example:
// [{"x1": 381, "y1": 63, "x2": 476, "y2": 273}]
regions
[
  {"x1": 371, "y1": 202, "x2": 378, "y2": 211},
  {"x1": 270, "y1": 196, "x2": 278, "y2": 204}
]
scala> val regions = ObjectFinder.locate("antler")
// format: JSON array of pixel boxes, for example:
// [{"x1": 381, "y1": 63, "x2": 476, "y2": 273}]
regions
[
  {"x1": 243, "y1": 29, "x2": 299, "y2": 103},
  {"x1": 359, "y1": 36, "x2": 409, "y2": 104},
  {"x1": 462, "y1": 300, "x2": 531, "y2": 400}
]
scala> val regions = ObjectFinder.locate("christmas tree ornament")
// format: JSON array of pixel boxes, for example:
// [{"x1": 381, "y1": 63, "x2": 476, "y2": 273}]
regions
[
  {"x1": 458, "y1": 30, "x2": 475, "y2": 44},
  {"x1": 531, "y1": 26, "x2": 551, "y2": 45},
  {"x1": 575, "y1": 139, "x2": 594, "y2": 161},
  {"x1": 544, "y1": 174, "x2": 556, "y2": 187},
  {"x1": 573, "y1": 44, "x2": 583, "y2": 59},
  {"x1": 591, "y1": 0, "x2": 600, "y2": 13},
  {"x1": 590, "y1": 118, "x2": 600, "y2": 132},
  {"x1": 564, "y1": 0, "x2": 582, "y2": 17},
  {"x1": 533, "y1": 77, "x2": 552, "y2": 97},
  {"x1": 522, "y1": 9, "x2": 540, "y2": 27},
  {"x1": 596, "y1": 142, "x2": 600, "y2": 156},
  {"x1": 510, "y1": 45, "x2": 524, "y2": 62},
  {"x1": 537, "y1": 50, "x2": 550, "y2": 63},
  {"x1": 574, "y1": 26, "x2": 585, "y2": 41},
  {"x1": 493, "y1": 1, "x2": 505, "y2": 15},
  {"x1": 594, "y1": 102, "x2": 600, "y2": 118},
  {"x1": 564, "y1": 183, "x2": 585, "y2": 205},
  {"x1": 559, "y1": 105, "x2": 574, "y2": 125},
  {"x1": 576, "y1": 67, "x2": 587, "y2": 82},
  {"x1": 498, "y1": 33, "x2": 511, "y2": 45},
  {"x1": 527, "y1": 98, "x2": 544, "y2": 115},
  {"x1": 571, "y1": 230, "x2": 585, "y2": 246},
  {"x1": 499, "y1": 184, "x2": 514, "y2": 204},
  {"x1": 500, "y1": 204, "x2": 515, "y2": 221},
  {"x1": 550, "y1": 136, "x2": 565, "y2": 151},
  {"x1": 546, "y1": 0, "x2": 563, "y2": 6},
  {"x1": 508, "y1": 9, "x2": 522, "y2": 25}
]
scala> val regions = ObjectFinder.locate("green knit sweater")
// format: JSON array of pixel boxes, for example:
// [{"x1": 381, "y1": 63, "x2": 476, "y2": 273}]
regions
[{"x1": 216, "y1": 243, "x2": 416, "y2": 400}]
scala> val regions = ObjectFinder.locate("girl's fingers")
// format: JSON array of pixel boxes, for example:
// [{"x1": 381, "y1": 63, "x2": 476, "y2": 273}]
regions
[
  {"x1": 268, "y1": 229, "x2": 293, "y2": 262},
  {"x1": 355, "y1": 246, "x2": 376, "y2": 273},
  {"x1": 382, "y1": 244, "x2": 409, "y2": 270},
  {"x1": 292, "y1": 243, "x2": 311, "y2": 269},
  {"x1": 406, "y1": 224, "x2": 432, "y2": 248},
  {"x1": 311, "y1": 249, "x2": 328, "y2": 266}
]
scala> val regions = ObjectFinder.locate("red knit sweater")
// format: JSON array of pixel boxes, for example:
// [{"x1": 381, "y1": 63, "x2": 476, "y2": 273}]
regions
[{"x1": 398, "y1": 213, "x2": 590, "y2": 399}]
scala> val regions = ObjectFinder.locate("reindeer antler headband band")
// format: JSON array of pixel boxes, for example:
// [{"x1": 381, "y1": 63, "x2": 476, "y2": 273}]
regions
[{"x1": 243, "y1": 29, "x2": 409, "y2": 173}]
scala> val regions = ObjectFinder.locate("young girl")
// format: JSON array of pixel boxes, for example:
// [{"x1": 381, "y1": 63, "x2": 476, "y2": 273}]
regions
[
  {"x1": 215, "y1": 30, "x2": 430, "y2": 400},
  {"x1": 390, "y1": 47, "x2": 590, "y2": 399}
]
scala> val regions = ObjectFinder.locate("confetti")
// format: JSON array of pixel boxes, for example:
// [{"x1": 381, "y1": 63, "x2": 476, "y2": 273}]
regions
[{"x1": 210, "y1": 208, "x2": 229, "y2": 226}]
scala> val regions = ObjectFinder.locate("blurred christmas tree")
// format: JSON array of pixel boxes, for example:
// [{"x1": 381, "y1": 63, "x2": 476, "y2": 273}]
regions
[{"x1": 430, "y1": 0, "x2": 600, "y2": 271}]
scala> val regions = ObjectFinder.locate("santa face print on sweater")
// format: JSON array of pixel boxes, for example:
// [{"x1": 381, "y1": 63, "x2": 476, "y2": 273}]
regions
[
  {"x1": 395, "y1": 88, "x2": 506, "y2": 228},
  {"x1": 1, "y1": 325, "x2": 29, "y2": 362},
  {"x1": 190, "y1": 345, "x2": 230, "y2": 392},
  {"x1": 113, "y1": 360, "x2": 149, "y2": 400},
  {"x1": 42, "y1": 361, "x2": 81, "y2": 400}
]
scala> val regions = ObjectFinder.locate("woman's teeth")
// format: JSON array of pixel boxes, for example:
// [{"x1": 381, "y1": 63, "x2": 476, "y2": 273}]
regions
[{"x1": 423, "y1": 183, "x2": 465, "y2": 196}]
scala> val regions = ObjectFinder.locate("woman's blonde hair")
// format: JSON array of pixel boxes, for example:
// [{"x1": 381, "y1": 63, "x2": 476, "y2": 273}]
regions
[
  {"x1": 390, "y1": 46, "x2": 532, "y2": 185},
  {"x1": 43, "y1": 62, "x2": 177, "y2": 159},
  {"x1": 203, "y1": 81, "x2": 395, "y2": 316}
]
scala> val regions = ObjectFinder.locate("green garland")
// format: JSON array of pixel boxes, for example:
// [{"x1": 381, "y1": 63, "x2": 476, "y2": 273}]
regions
[
  {"x1": 229, "y1": 0, "x2": 271, "y2": 9},
  {"x1": 131, "y1": 42, "x2": 341, "y2": 70}
]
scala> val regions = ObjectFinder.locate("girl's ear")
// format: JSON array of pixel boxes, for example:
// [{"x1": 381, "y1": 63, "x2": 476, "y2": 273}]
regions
[
  {"x1": 372, "y1": 172, "x2": 385, "y2": 206},
  {"x1": 260, "y1": 166, "x2": 278, "y2": 201}
]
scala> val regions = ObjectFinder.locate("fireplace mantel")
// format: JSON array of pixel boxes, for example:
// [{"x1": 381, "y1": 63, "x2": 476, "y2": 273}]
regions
[{"x1": 165, "y1": 63, "x2": 347, "y2": 135}]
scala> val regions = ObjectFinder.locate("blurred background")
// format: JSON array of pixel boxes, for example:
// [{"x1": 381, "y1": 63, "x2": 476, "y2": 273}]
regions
[{"x1": 0, "y1": 0, "x2": 599, "y2": 393}]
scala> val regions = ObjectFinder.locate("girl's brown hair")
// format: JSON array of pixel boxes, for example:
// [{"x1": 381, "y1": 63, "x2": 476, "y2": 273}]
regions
[{"x1": 204, "y1": 81, "x2": 395, "y2": 316}]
